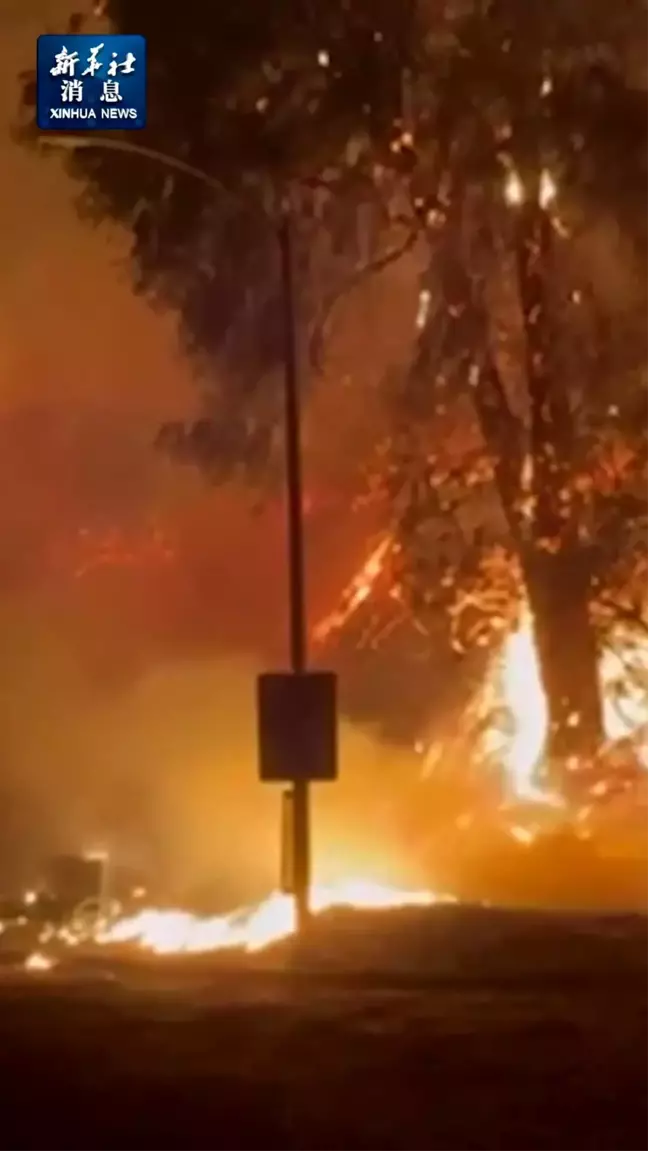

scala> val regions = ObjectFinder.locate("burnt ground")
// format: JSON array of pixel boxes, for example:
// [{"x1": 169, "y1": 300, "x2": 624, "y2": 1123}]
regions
[{"x1": 0, "y1": 905, "x2": 646, "y2": 1150}]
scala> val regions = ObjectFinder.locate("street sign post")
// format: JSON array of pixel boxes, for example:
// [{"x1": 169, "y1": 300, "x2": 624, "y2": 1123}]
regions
[
  {"x1": 258, "y1": 670, "x2": 337, "y2": 911},
  {"x1": 280, "y1": 788, "x2": 294, "y2": 893}
]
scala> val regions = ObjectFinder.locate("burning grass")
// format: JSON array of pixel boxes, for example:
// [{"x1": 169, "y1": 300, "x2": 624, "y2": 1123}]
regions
[{"x1": 8, "y1": 879, "x2": 447, "y2": 969}]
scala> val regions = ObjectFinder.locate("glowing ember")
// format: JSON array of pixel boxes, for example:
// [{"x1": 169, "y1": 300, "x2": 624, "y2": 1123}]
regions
[
  {"x1": 24, "y1": 951, "x2": 56, "y2": 971},
  {"x1": 509, "y1": 824, "x2": 537, "y2": 847},
  {"x1": 503, "y1": 168, "x2": 557, "y2": 208},
  {"x1": 96, "y1": 880, "x2": 445, "y2": 956}
]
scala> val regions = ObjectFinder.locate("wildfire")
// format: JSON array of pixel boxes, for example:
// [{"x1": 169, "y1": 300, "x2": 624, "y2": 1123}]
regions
[
  {"x1": 316, "y1": 537, "x2": 647, "y2": 814},
  {"x1": 96, "y1": 879, "x2": 442, "y2": 956},
  {"x1": 12, "y1": 599, "x2": 647, "y2": 971},
  {"x1": 482, "y1": 606, "x2": 561, "y2": 806},
  {"x1": 313, "y1": 537, "x2": 394, "y2": 642},
  {"x1": 11, "y1": 524, "x2": 645, "y2": 973},
  {"x1": 487, "y1": 609, "x2": 648, "y2": 801},
  {"x1": 7, "y1": 879, "x2": 446, "y2": 968}
]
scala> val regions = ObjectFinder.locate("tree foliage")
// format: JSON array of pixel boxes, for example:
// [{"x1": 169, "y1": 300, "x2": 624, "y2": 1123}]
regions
[
  {"x1": 16, "y1": 0, "x2": 648, "y2": 775},
  {"x1": 19, "y1": 0, "x2": 432, "y2": 472}
]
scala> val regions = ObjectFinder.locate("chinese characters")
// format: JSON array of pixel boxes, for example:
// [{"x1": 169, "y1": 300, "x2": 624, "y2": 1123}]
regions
[
  {"x1": 50, "y1": 41, "x2": 136, "y2": 104},
  {"x1": 38, "y1": 33, "x2": 146, "y2": 129}
]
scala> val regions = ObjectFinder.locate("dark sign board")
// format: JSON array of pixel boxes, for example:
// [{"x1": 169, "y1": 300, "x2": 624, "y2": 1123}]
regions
[{"x1": 257, "y1": 671, "x2": 338, "y2": 782}]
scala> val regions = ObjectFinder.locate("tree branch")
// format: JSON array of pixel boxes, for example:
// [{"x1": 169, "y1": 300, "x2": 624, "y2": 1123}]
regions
[{"x1": 309, "y1": 220, "x2": 420, "y2": 372}]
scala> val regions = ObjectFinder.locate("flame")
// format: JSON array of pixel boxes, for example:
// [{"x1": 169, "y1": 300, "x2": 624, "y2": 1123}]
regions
[
  {"x1": 24, "y1": 951, "x2": 56, "y2": 971},
  {"x1": 504, "y1": 170, "x2": 524, "y2": 206},
  {"x1": 486, "y1": 607, "x2": 648, "y2": 801},
  {"x1": 16, "y1": 536, "x2": 644, "y2": 972},
  {"x1": 503, "y1": 169, "x2": 557, "y2": 208},
  {"x1": 315, "y1": 533, "x2": 647, "y2": 811},
  {"x1": 509, "y1": 824, "x2": 537, "y2": 847},
  {"x1": 14, "y1": 606, "x2": 647, "y2": 968},
  {"x1": 483, "y1": 606, "x2": 562, "y2": 806},
  {"x1": 313, "y1": 537, "x2": 393, "y2": 642},
  {"x1": 95, "y1": 879, "x2": 445, "y2": 956},
  {"x1": 12, "y1": 876, "x2": 447, "y2": 968}
]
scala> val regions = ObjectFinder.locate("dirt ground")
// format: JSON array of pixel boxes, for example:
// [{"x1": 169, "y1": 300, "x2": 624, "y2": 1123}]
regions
[{"x1": 0, "y1": 907, "x2": 646, "y2": 1150}]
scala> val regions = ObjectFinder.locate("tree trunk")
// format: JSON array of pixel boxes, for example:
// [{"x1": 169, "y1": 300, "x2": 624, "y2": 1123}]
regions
[
  {"x1": 524, "y1": 547, "x2": 603, "y2": 769},
  {"x1": 434, "y1": 173, "x2": 605, "y2": 782},
  {"x1": 515, "y1": 188, "x2": 604, "y2": 776}
]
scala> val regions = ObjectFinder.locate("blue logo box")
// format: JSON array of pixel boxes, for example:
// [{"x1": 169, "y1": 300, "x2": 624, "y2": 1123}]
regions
[{"x1": 37, "y1": 34, "x2": 146, "y2": 130}]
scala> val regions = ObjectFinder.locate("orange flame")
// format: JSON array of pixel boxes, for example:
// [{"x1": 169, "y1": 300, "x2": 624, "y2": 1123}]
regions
[
  {"x1": 96, "y1": 879, "x2": 445, "y2": 955},
  {"x1": 313, "y1": 537, "x2": 393, "y2": 642}
]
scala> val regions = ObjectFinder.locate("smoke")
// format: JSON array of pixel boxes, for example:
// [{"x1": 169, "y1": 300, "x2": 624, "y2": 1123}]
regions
[
  {"x1": 0, "y1": 0, "x2": 418, "y2": 897},
  {"x1": 0, "y1": 389, "x2": 408, "y2": 897},
  {"x1": 0, "y1": 588, "x2": 422, "y2": 901}
]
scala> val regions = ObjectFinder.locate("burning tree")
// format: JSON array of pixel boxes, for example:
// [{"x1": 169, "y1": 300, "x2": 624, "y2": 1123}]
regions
[
  {"x1": 17, "y1": 0, "x2": 647, "y2": 792},
  {"x1": 373, "y1": 4, "x2": 648, "y2": 782}
]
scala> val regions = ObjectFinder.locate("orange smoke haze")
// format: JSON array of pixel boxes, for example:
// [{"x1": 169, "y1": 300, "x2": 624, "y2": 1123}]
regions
[{"x1": 0, "y1": 0, "x2": 421, "y2": 897}]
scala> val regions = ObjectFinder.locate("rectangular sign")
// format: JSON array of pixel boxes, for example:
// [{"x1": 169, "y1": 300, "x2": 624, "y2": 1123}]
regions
[
  {"x1": 257, "y1": 671, "x2": 338, "y2": 783},
  {"x1": 37, "y1": 34, "x2": 147, "y2": 130}
]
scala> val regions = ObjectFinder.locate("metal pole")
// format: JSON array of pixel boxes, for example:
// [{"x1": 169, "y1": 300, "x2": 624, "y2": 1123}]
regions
[
  {"x1": 278, "y1": 209, "x2": 311, "y2": 933},
  {"x1": 38, "y1": 137, "x2": 316, "y2": 930}
]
